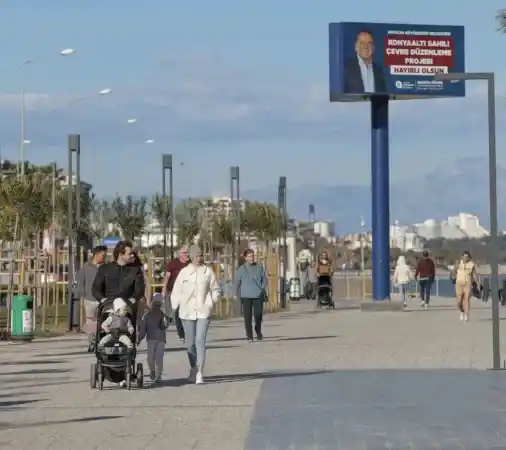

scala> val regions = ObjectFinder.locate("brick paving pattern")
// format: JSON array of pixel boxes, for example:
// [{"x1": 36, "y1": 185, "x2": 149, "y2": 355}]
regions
[{"x1": 1, "y1": 297, "x2": 506, "y2": 449}]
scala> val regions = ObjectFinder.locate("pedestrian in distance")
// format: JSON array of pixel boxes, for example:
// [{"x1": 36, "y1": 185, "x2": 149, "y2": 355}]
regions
[
  {"x1": 415, "y1": 250, "x2": 436, "y2": 309},
  {"x1": 393, "y1": 255, "x2": 412, "y2": 307},
  {"x1": 170, "y1": 245, "x2": 220, "y2": 384},
  {"x1": 234, "y1": 249, "x2": 269, "y2": 343},
  {"x1": 452, "y1": 250, "x2": 479, "y2": 322},
  {"x1": 76, "y1": 245, "x2": 107, "y2": 351},
  {"x1": 162, "y1": 245, "x2": 189, "y2": 342},
  {"x1": 137, "y1": 293, "x2": 170, "y2": 384}
]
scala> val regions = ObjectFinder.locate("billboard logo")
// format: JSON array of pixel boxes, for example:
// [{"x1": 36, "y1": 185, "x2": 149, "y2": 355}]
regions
[{"x1": 395, "y1": 81, "x2": 402, "y2": 89}]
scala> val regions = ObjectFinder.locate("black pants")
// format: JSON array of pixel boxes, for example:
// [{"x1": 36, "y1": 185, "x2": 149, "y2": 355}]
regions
[
  {"x1": 175, "y1": 308, "x2": 185, "y2": 339},
  {"x1": 242, "y1": 297, "x2": 263, "y2": 339},
  {"x1": 419, "y1": 279, "x2": 432, "y2": 304}
]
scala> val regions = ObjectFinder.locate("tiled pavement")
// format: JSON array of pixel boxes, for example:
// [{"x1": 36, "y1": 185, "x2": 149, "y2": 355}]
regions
[{"x1": 2, "y1": 297, "x2": 506, "y2": 449}]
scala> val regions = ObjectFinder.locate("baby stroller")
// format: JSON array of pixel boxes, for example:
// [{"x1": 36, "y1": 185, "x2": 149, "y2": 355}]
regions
[
  {"x1": 89, "y1": 299, "x2": 143, "y2": 390},
  {"x1": 316, "y1": 275, "x2": 334, "y2": 308}
]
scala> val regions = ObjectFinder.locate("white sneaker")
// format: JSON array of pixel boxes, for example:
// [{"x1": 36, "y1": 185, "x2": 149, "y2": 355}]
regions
[
  {"x1": 464, "y1": 314, "x2": 469, "y2": 322},
  {"x1": 420, "y1": 301, "x2": 425, "y2": 307},
  {"x1": 460, "y1": 313, "x2": 465, "y2": 321},
  {"x1": 119, "y1": 380, "x2": 127, "y2": 388},
  {"x1": 196, "y1": 372, "x2": 204, "y2": 384},
  {"x1": 188, "y1": 367, "x2": 197, "y2": 382}
]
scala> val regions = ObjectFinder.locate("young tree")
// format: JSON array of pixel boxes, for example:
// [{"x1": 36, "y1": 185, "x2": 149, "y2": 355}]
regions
[
  {"x1": 174, "y1": 198, "x2": 204, "y2": 246},
  {"x1": 111, "y1": 195, "x2": 148, "y2": 242}
]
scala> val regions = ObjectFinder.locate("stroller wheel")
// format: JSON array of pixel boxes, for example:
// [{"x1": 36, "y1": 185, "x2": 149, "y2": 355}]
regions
[
  {"x1": 125, "y1": 370, "x2": 132, "y2": 390},
  {"x1": 136, "y1": 363, "x2": 144, "y2": 389},
  {"x1": 90, "y1": 364, "x2": 97, "y2": 389},
  {"x1": 97, "y1": 366, "x2": 103, "y2": 390}
]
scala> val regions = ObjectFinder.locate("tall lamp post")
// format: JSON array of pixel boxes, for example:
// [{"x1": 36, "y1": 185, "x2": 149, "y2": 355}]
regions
[
  {"x1": 230, "y1": 166, "x2": 240, "y2": 282},
  {"x1": 278, "y1": 176, "x2": 287, "y2": 309},
  {"x1": 162, "y1": 154, "x2": 173, "y2": 264},
  {"x1": 19, "y1": 48, "x2": 75, "y2": 176},
  {"x1": 435, "y1": 71, "x2": 500, "y2": 369},
  {"x1": 67, "y1": 134, "x2": 81, "y2": 332}
]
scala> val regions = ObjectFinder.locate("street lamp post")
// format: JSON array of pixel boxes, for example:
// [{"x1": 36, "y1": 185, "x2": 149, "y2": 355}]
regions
[
  {"x1": 162, "y1": 154, "x2": 173, "y2": 265},
  {"x1": 278, "y1": 176, "x2": 287, "y2": 309},
  {"x1": 67, "y1": 134, "x2": 81, "y2": 332},
  {"x1": 435, "y1": 71, "x2": 500, "y2": 369},
  {"x1": 230, "y1": 167, "x2": 240, "y2": 283},
  {"x1": 19, "y1": 48, "x2": 75, "y2": 176},
  {"x1": 360, "y1": 216, "x2": 366, "y2": 297}
]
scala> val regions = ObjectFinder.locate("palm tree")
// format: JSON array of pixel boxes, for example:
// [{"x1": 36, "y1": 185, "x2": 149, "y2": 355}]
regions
[
  {"x1": 111, "y1": 195, "x2": 148, "y2": 242},
  {"x1": 174, "y1": 198, "x2": 204, "y2": 246}
]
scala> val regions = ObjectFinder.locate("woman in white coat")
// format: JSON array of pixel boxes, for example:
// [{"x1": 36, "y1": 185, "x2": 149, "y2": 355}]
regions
[
  {"x1": 170, "y1": 245, "x2": 220, "y2": 384},
  {"x1": 393, "y1": 255, "x2": 412, "y2": 307}
]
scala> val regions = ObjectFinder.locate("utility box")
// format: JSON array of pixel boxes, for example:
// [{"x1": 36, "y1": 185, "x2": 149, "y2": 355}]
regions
[{"x1": 11, "y1": 294, "x2": 34, "y2": 342}]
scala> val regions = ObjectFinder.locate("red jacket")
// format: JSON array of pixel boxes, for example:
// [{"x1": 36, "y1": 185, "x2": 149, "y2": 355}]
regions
[{"x1": 415, "y1": 258, "x2": 435, "y2": 279}]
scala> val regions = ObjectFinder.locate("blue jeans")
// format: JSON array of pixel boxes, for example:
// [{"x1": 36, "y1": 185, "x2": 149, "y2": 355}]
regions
[
  {"x1": 419, "y1": 279, "x2": 432, "y2": 304},
  {"x1": 181, "y1": 319, "x2": 210, "y2": 371}
]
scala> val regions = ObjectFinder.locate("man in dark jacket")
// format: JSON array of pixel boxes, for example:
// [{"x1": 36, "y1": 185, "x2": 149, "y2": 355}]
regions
[
  {"x1": 415, "y1": 251, "x2": 436, "y2": 308},
  {"x1": 92, "y1": 241, "x2": 146, "y2": 314}
]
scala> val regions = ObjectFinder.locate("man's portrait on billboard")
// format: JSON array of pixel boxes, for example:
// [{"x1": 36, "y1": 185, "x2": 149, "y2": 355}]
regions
[{"x1": 343, "y1": 30, "x2": 387, "y2": 94}]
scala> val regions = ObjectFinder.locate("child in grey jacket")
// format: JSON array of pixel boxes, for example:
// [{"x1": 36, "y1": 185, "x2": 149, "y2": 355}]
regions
[{"x1": 137, "y1": 293, "x2": 170, "y2": 382}]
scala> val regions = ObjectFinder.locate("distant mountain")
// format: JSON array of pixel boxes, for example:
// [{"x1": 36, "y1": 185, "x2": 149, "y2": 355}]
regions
[{"x1": 245, "y1": 157, "x2": 505, "y2": 234}]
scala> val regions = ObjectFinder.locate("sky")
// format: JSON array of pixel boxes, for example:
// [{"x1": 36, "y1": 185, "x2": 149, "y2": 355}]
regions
[{"x1": 0, "y1": 0, "x2": 505, "y2": 200}]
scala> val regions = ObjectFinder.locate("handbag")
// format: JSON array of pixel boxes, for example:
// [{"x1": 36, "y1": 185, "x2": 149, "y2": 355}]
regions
[{"x1": 243, "y1": 264, "x2": 268, "y2": 302}]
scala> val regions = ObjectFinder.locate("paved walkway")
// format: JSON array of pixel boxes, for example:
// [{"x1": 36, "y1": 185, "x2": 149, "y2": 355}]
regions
[{"x1": 2, "y1": 297, "x2": 506, "y2": 449}]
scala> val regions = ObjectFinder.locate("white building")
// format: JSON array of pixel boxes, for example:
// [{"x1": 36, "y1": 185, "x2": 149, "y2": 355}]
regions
[
  {"x1": 313, "y1": 220, "x2": 334, "y2": 239},
  {"x1": 389, "y1": 213, "x2": 488, "y2": 251}
]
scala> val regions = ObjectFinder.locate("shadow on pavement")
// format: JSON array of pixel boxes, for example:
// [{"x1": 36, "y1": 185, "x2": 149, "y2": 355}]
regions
[
  {"x1": 155, "y1": 378, "x2": 189, "y2": 388},
  {"x1": 0, "y1": 391, "x2": 40, "y2": 399},
  {"x1": 211, "y1": 336, "x2": 283, "y2": 343},
  {"x1": 0, "y1": 368, "x2": 70, "y2": 377},
  {"x1": 206, "y1": 369, "x2": 332, "y2": 384},
  {"x1": 0, "y1": 359, "x2": 68, "y2": 366},
  {"x1": 35, "y1": 351, "x2": 88, "y2": 358},
  {"x1": 244, "y1": 368, "x2": 506, "y2": 449},
  {"x1": 0, "y1": 415, "x2": 124, "y2": 431},
  {"x1": 0, "y1": 398, "x2": 45, "y2": 409},
  {"x1": 164, "y1": 345, "x2": 237, "y2": 353},
  {"x1": 270, "y1": 335, "x2": 339, "y2": 342},
  {"x1": 0, "y1": 377, "x2": 83, "y2": 388}
]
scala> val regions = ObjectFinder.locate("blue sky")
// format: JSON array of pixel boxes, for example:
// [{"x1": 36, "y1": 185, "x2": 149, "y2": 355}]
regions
[{"x1": 0, "y1": 0, "x2": 505, "y2": 199}]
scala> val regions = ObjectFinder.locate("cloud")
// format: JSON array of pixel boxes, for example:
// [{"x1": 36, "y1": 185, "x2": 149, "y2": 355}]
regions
[{"x1": 0, "y1": 55, "x2": 501, "y2": 150}]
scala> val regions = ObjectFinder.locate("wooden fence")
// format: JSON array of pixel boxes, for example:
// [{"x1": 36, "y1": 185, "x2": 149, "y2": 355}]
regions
[{"x1": 0, "y1": 249, "x2": 283, "y2": 336}]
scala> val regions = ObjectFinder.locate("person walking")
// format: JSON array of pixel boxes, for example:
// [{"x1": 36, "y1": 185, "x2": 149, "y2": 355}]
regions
[
  {"x1": 162, "y1": 245, "x2": 189, "y2": 342},
  {"x1": 234, "y1": 249, "x2": 269, "y2": 342},
  {"x1": 92, "y1": 240, "x2": 145, "y2": 315},
  {"x1": 453, "y1": 250, "x2": 478, "y2": 321},
  {"x1": 130, "y1": 251, "x2": 149, "y2": 320},
  {"x1": 170, "y1": 245, "x2": 220, "y2": 384},
  {"x1": 393, "y1": 255, "x2": 412, "y2": 307},
  {"x1": 137, "y1": 293, "x2": 170, "y2": 383},
  {"x1": 415, "y1": 250, "x2": 436, "y2": 309},
  {"x1": 76, "y1": 245, "x2": 107, "y2": 351},
  {"x1": 308, "y1": 261, "x2": 318, "y2": 300}
]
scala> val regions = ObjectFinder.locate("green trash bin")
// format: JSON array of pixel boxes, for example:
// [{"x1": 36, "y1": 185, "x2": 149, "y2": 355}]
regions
[{"x1": 11, "y1": 294, "x2": 34, "y2": 342}]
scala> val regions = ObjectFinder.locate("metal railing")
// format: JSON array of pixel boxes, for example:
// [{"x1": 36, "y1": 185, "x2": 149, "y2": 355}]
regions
[{"x1": 332, "y1": 273, "x2": 447, "y2": 301}]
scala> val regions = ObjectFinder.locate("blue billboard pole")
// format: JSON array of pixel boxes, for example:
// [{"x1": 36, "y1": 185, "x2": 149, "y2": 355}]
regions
[{"x1": 371, "y1": 97, "x2": 390, "y2": 300}]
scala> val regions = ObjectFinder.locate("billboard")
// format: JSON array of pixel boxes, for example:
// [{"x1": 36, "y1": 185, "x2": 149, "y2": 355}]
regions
[{"x1": 329, "y1": 22, "x2": 465, "y2": 101}]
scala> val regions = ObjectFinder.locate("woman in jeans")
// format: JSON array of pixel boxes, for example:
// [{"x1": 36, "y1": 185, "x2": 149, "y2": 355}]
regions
[
  {"x1": 171, "y1": 245, "x2": 220, "y2": 384},
  {"x1": 393, "y1": 255, "x2": 412, "y2": 307},
  {"x1": 234, "y1": 249, "x2": 268, "y2": 343}
]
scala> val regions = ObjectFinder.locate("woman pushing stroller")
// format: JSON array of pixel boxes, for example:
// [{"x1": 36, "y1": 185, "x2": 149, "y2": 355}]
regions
[{"x1": 315, "y1": 250, "x2": 334, "y2": 307}]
